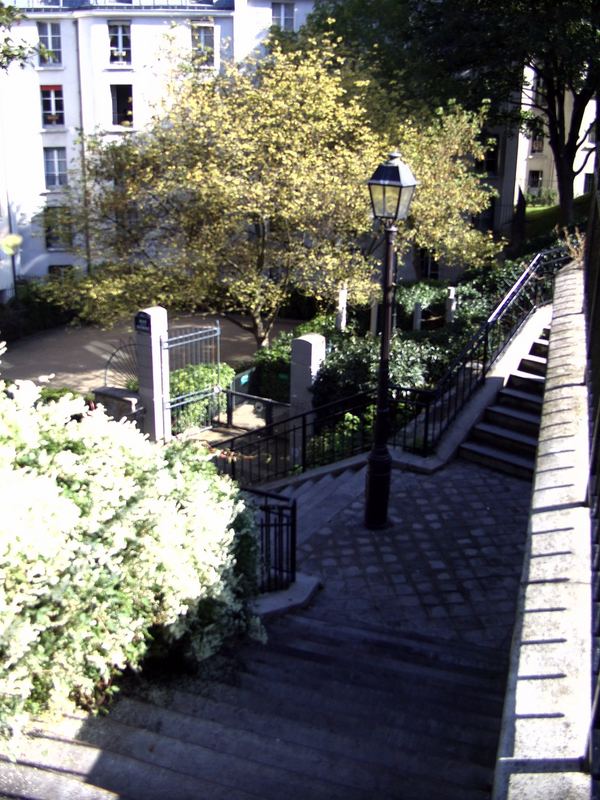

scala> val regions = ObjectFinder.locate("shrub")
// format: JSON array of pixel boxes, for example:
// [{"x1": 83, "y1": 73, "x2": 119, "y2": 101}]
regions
[
  {"x1": 170, "y1": 362, "x2": 235, "y2": 434},
  {"x1": 0, "y1": 365, "x2": 258, "y2": 738},
  {"x1": 0, "y1": 280, "x2": 74, "y2": 342},
  {"x1": 249, "y1": 314, "x2": 356, "y2": 402},
  {"x1": 310, "y1": 333, "x2": 446, "y2": 408}
]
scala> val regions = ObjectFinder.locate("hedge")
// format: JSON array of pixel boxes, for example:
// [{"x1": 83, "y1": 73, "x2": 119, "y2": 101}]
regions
[{"x1": 0, "y1": 363, "x2": 259, "y2": 738}]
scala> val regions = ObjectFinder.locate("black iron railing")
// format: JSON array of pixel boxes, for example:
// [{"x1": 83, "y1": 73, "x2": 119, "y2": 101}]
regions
[
  {"x1": 244, "y1": 489, "x2": 296, "y2": 592},
  {"x1": 390, "y1": 246, "x2": 569, "y2": 454},
  {"x1": 216, "y1": 246, "x2": 569, "y2": 484},
  {"x1": 216, "y1": 392, "x2": 375, "y2": 486}
]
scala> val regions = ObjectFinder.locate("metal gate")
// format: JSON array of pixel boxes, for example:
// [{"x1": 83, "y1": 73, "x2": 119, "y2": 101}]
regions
[{"x1": 161, "y1": 323, "x2": 222, "y2": 436}]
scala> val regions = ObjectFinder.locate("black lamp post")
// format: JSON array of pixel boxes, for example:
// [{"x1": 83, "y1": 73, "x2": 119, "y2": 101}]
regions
[{"x1": 364, "y1": 152, "x2": 417, "y2": 529}]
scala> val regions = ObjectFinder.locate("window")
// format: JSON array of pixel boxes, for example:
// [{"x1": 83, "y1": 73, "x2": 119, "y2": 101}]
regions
[
  {"x1": 40, "y1": 85, "x2": 64, "y2": 126},
  {"x1": 417, "y1": 248, "x2": 439, "y2": 280},
  {"x1": 109, "y1": 22, "x2": 131, "y2": 64},
  {"x1": 44, "y1": 207, "x2": 72, "y2": 251},
  {"x1": 191, "y1": 23, "x2": 214, "y2": 67},
  {"x1": 37, "y1": 22, "x2": 61, "y2": 65},
  {"x1": 43, "y1": 146, "x2": 67, "y2": 189},
  {"x1": 531, "y1": 133, "x2": 544, "y2": 153},
  {"x1": 584, "y1": 173, "x2": 595, "y2": 194},
  {"x1": 528, "y1": 170, "x2": 543, "y2": 193},
  {"x1": 272, "y1": 2, "x2": 294, "y2": 31},
  {"x1": 111, "y1": 84, "x2": 133, "y2": 126}
]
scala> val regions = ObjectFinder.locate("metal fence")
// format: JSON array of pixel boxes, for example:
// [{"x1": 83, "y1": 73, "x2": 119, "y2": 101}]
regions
[
  {"x1": 162, "y1": 324, "x2": 222, "y2": 435},
  {"x1": 215, "y1": 392, "x2": 375, "y2": 486},
  {"x1": 389, "y1": 246, "x2": 569, "y2": 454},
  {"x1": 245, "y1": 489, "x2": 296, "y2": 593},
  {"x1": 215, "y1": 246, "x2": 569, "y2": 484}
]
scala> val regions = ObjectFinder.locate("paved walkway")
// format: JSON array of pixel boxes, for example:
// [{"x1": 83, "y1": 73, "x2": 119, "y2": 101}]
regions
[
  {"x1": 0, "y1": 313, "x2": 297, "y2": 393},
  {"x1": 296, "y1": 460, "x2": 532, "y2": 652}
]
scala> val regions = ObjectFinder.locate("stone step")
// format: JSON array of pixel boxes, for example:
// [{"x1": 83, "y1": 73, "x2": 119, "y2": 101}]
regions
[
  {"x1": 97, "y1": 695, "x2": 491, "y2": 799},
  {"x1": 283, "y1": 466, "x2": 367, "y2": 542},
  {"x1": 273, "y1": 612, "x2": 507, "y2": 673},
  {"x1": 459, "y1": 441, "x2": 535, "y2": 480},
  {"x1": 201, "y1": 638, "x2": 503, "y2": 740},
  {"x1": 518, "y1": 353, "x2": 548, "y2": 376},
  {"x1": 484, "y1": 404, "x2": 541, "y2": 437},
  {"x1": 129, "y1": 681, "x2": 496, "y2": 799},
  {"x1": 286, "y1": 473, "x2": 333, "y2": 503},
  {"x1": 132, "y1": 678, "x2": 500, "y2": 770},
  {"x1": 102, "y1": 696, "x2": 409, "y2": 796},
  {"x1": 530, "y1": 337, "x2": 550, "y2": 357},
  {"x1": 0, "y1": 758, "x2": 123, "y2": 800},
  {"x1": 262, "y1": 618, "x2": 505, "y2": 691},
  {"x1": 5, "y1": 731, "x2": 255, "y2": 800},
  {"x1": 469, "y1": 421, "x2": 538, "y2": 459},
  {"x1": 496, "y1": 386, "x2": 544, "y2": 414},
  {"x1": 506, "y1": 369, "x2": 545, "y2": 395},
  {"x1": 29, "y1": 714, "x2": 359, "y2": 800}
]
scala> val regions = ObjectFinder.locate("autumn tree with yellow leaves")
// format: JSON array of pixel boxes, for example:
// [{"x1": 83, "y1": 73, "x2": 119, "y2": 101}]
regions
[{"x1": 49, "y1": 41, "x2": 500, "y2": 346}]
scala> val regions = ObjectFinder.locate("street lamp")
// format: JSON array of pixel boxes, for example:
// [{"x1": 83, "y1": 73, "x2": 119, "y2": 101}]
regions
[{"x1": 364, "y1": 152, "x2": 417, "y2": 529}]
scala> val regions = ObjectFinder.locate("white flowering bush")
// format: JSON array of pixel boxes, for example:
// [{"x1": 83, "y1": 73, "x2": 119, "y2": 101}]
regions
[{"x1": 0, "y1": 349, "x2": 258, "y2": 736}]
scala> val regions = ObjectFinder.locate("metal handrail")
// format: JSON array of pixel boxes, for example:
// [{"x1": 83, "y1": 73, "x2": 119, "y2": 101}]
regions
[
  {"x1": 244, "y1": 488, "x2": 296, "y2": 593},
  {"x1": 389, "y1": 246, "x2": 569, "y2": 453},
  {"x1": 216, "y1": 245, "x2": 570, "y2": 480}
]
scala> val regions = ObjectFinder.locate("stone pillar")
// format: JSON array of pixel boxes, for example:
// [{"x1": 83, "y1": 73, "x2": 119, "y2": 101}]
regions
[
  {"x1": 290, "y1": 334, "x2": 326, "y2": 417},
  {"x1": 412, "y1": 302, "x2": 422, "y2": 331},
  {"x1": 135, "y1": 306, "x2": 171, "y2": 442},
  {"x1": 335, "y1": 284, "x2": 348, "y2": 331},
  {"x1": 445, "y1": 286, "x2": 457, "y2": 323}
]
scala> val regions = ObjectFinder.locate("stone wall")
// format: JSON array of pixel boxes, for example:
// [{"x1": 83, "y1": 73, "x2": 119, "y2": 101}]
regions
[{"x1": 493, "y1": 261, "x2": 592, "y2": 799}]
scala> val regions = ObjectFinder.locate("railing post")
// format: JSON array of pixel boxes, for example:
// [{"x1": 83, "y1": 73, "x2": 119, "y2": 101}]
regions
[
  {"x1": 301, "y1": 414, "x2": 307, "y2": 473},
  {"x1": 226, "y1": 390, "x2": 233, "y2": 427},
  {"x1": 422, "y1": 393, "x2": 431, "y2": 455},
  {"x1": 482, "y1": 321, "x2": 490, "y2": 377}
]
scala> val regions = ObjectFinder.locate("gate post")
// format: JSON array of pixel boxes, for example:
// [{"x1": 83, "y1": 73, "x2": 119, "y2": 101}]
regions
[{"x1": 135, "y1": 306, "x2": 171, "y2": 442}]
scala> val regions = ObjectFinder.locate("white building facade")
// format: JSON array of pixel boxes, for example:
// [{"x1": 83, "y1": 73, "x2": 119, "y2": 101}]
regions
[
  {"x1": 0, "y1": 0, "x2": 313, "y2": 299},
  {"x1": 513, "y1": 65, "x2": 597, "y2": 206}
]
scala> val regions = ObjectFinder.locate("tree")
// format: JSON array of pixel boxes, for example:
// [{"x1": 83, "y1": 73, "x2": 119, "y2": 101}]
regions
[
  {"x1": 48, "y1": 41, "x2": 499, "y2": 345},
  {"x1": 0, "y1": 2, "x2": 34, "y2": 70},
  {"x1": 307, "y1": 0, "x2": 600, "y2": 226}
]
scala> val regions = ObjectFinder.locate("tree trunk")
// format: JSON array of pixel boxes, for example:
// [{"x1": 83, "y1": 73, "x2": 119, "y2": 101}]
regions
[{"x1": 555, "y1": 158, "x2": 576, "y2": 227}]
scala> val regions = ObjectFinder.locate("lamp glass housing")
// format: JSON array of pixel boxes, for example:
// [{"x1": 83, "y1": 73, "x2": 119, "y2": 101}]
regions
[{"x1": 368, "y1": 153, "x2": 416, "y2": 222}]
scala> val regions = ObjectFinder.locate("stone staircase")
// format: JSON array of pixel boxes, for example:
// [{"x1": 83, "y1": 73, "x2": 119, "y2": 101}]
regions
[
  {"x1": 273, "y1": 462, "x2": 367, "y2": 543},
  {"x1": 1, "y1": 606, "x2": 507, "y2": 800},
  {"x1": 458, "y1": 327, "x2": 549, "y2": 479}
]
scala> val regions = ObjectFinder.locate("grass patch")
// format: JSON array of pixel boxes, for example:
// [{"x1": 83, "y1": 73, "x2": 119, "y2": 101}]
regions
[{"x1": 525, "y1": 193, "x2": 591, "y2": 240}]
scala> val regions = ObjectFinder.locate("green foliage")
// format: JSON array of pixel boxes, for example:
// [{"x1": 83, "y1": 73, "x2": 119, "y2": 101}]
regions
[
  {"x1": 248, "y1": 314, "x2": 356, "y2": 401},
  {"x1": 0, "y1": 367, "x2": 258, "y2": 737},
  {"x1": 0, "y1": 280, "x2": 74, "y2": 342},
  {"x1": 0, "y1": 2, "x2": 34, "y2": 70},
  {"x1": 307, "y1": 408, "x2": 375, "y2": 467},
  {"x1": 170, "y1": 362, "x2": 235, "y2": 435},
  {"x1": 311, "y1": 333, "x2": 445, "y2": 408},
  {"x1": 50, "y1": 38, "x2": 499, "y2": 341}
]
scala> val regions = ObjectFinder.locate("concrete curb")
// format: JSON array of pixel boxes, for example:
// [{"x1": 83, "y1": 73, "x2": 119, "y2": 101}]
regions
[{"x1": 252, "y1": 573, "x2": 322, "y2": 620}]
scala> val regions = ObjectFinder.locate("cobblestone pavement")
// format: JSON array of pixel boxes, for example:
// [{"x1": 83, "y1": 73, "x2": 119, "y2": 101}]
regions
[{"x1": 297, "y1": 460, "x2": 533, "y2": 651}]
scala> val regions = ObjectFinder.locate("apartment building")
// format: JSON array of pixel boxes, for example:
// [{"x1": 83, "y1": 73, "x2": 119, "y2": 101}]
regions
[
  {"x1": 514, "y1": 65, "x2": 597, "y2": 206},
  {"x1": 0, "y1": 0, "x2": 313, "y2": 299}
]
